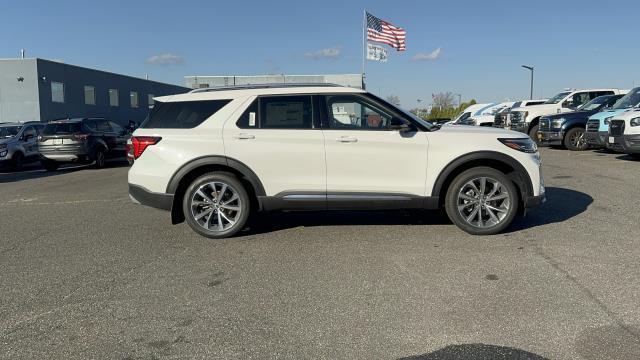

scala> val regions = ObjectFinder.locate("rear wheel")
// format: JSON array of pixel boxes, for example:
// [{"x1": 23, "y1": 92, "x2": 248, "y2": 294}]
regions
[
  {"x1": 529, "y1": 124, "x2": 540, "y2": 144},
  {"x1": 445, "y1": 167, "x2": 519, "y2": 235},
  {"x1": 42, "y1": 160, "x2": 59, "y2": 172},
  {"x1": 11, "y1": 152, "x2": 23, "y2": 170},
  {"x1": 564, "y1": 127, "x2": 588, "y2": 151},
  {"x1": 183, "y1": 172, "x2": 250, "y2": 239}
]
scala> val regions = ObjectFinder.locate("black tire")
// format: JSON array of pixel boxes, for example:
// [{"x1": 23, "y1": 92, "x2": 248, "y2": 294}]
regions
[
  {"x1": 564, "y1": 127, "x2": 588, "y2": 151},
  {"x1": 529, "y1": 124, "x2": 540, "y2": 144},
  {"x1": 11, "y1": 152, "x2": 24, "y2": 170},
  {"x1": 42, "y1": 160, "x2": 59, "y2": 172},
  {"x1": 182, "y1": 172, "x2": 250, "y2": 239},
  {"x1": 445, "y1": 167, "x2": 519, "y2": 236},
  {"x1": 93, "y1": 148, "x2": 106, "y2": 169}
]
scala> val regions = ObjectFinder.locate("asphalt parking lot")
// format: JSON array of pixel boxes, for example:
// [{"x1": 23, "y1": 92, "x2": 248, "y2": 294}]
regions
[{"x1": 1, "y1": 149, "x2": 639, "y2": 360}]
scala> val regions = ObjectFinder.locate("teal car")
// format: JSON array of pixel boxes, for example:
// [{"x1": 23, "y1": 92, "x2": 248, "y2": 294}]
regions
[{"x1": 585, "y1": 87, "x2": 640, "y2": 147}]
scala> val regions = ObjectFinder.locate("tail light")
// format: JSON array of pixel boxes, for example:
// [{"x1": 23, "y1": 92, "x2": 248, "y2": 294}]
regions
[
  {"x1": 131, "y1": 136, "x2": 161, "y2": 159},
  {"x1": 74, "y1": 133, "x2": 90, "y2": 141}
]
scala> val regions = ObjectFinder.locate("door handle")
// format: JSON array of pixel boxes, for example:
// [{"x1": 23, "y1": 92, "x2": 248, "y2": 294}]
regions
[
  {"x1": 336, "y1": 136, "x2": 358, "y2": 143},
  {"x1": 233, "y1": 133, "x2": 255, "y2": 140}
]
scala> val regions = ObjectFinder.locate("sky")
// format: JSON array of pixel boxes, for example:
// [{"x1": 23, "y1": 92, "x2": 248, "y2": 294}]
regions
[{"x1": 1, "y1": 0, "x2": 639, "y2": 108}]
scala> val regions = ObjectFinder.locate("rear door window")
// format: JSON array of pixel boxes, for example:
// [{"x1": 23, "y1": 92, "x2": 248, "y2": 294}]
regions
[
  {"x1": 141, "y1": 100, "x2": 231, "y2": 129},
  {"x1": 95, "y1": 120, "x2": 112, "y2": 132},
  {"x1": 259, "y1": 96, "x2": 313, "y2": 129}
]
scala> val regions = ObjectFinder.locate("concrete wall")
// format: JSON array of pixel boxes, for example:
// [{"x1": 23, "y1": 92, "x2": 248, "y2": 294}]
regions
[
  {"x1": 0, "y1": 59, "x2": 40, "y2": 123},
  {"x1": 36, "y1": 59, "x2": 188, "y2": 125},
  {"x1": 185, "y1": 74, "x2": 364, "y2": 89}
]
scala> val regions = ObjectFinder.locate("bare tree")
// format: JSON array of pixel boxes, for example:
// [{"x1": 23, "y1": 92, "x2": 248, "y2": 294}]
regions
[
  {"x1": 386, "y1": 94, "x2": 401, "y2": 107},
  {"x1": 432, "y1": 92, "x2": 456, "y2": 109}
]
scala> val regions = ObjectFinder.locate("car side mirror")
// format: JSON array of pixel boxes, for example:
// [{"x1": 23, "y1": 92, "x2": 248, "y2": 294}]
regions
[{"x1": 389, "y1": 118, "x2": 413, "y2": 132}]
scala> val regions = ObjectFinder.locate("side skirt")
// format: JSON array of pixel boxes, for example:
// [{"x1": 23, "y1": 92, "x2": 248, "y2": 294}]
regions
[{"x1": 258, "y1": 192, "x2": 440, "y2": 211}]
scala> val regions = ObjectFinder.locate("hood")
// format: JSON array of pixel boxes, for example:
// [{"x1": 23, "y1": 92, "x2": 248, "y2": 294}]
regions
[
  {"x1": 440, "y1": 124, "x2": 523, "y2": 137},
  {"x1": 544, "y1": 109, "x2": 596, "y2": 120},
  {"x1": 588, "y1": 109, "x2": 627, "y2": 121},
  {"x1": 0, "y1": 137, "x2": 14, "y2": 145},
  {"x1": 510, "y1": 103, "x2": 556, "y2": 114},
  {"x1": 611, "y1": 108, "x2": 640, "y2": 121}
]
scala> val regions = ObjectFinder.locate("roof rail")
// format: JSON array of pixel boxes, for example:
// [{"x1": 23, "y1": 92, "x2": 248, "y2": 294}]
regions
[{"x1": 189, "y1": 83, "x2": 344, "y2": 94}]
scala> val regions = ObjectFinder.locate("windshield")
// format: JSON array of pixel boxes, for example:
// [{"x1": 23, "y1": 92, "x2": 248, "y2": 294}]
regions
[
  {"x1": 612, "y1": 88, "x2": 640, "y2": 110},
  {"x1": 42, "y1": 123, "x2": 82, "y2": 135},
  {"x1": 578, "y1": 96, "x2": 611, "y2": 111},
  {"x1": 0, "y1": 126, "x2": 22, "y2": 139},
  {"x1": 544, "y1": 91, "x2": 571, "y2": 104},
  {"x1": 367, "y1": 93, "x2": 436, "y2": 130}
]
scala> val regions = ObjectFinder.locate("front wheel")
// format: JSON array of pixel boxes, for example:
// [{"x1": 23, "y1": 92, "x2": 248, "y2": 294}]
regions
[
  {"x1": 445, "y1": 167, "x2": 519, "y2": 235},
  {"x1": 182, "y1": 172, "x2": 250, "y2": 239},
  {"x1": 529, "y1": 124, "x2": 540, "y2": 145},
  {"x1": 564, "y1": 127, "x2": 588, "y2": 151}
]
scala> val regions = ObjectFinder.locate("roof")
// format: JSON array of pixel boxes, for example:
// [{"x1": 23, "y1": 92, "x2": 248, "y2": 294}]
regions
[
  {"x1": 0, "y1": 121, "x2": 41, "y2": 127},
  {"x1": 49, "y1": 117, "x2": 104, "y2": 123},
  {"x1": 157, "y1": 84, "x2": 366, "y2": 102}
]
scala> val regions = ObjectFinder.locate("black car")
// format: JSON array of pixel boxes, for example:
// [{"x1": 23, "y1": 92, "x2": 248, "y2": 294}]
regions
[
  {"x1": 38, "y1": 117, "x2": 130, "y2": 171},
  {"x1": 536, "y1": 94, "x2": 623, "y2": 151}
]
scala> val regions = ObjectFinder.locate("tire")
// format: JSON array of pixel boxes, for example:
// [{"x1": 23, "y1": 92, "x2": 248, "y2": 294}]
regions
[
  {"x1": 182, "y1": 172, "x2": 250, "y2": 239},
  {"x1": 564, "y1": 127, "x2": 588, "y2": 151},
  {"x1": 529, "y1": 124, "x2": 540, "y2": 144},
  {"x1": 94, "y1": 148, "x2": 106, "y2": 169},
  {"x1": 11, "y1": 152, "x2": 24, "y2": 171},
  {"x1": 445, "y1": 167, "x2": 519, "y2": 235},
  {"x1": 42, "y1": 160, "x2": 59, "y2": 172}
]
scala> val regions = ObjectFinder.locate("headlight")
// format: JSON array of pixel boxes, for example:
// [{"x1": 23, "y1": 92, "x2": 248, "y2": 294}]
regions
[
  {"x1": 631, "y1": 117, "x2": 640, "y2": 127},
  {"x1": 604, "y1": 116, "x2": 613, "y2": 125},
  {"x1": 498, "y1": 138, "x2": 538, "y2": 153},
  {"x1": 551, "y1": 118, "x2": 564, "y2": 129}
]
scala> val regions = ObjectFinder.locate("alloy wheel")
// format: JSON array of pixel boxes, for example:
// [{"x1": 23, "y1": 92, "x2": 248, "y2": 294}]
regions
[
  {"x1": 456, "y1": 176, "x2": 511, "y2": 228},
  {"x1": 570, "y1": 131, "x2": 586, "y2": 148},
  {"x1": 190, "y1": 181, "x2": 242, "y2": 232}
]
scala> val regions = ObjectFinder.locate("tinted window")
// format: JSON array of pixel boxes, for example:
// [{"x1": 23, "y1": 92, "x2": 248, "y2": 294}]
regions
[
  {"x1": 84, "y1": 86, "x2": 96, "y2": 105},
  {"x1": 22, "y1": 126, "x2": 37, "y2": 139},
  {"x1": 109, "y1": 121, "x2": 124, "y2": 133},
  {"x1": 511, "y1": 102, "x2": 522, "y2": 109},
  {"x1": 95, "y1": 120, "x2": 111, "y2": 132},
  {"x1": 259, "y1": 96, "x2": 313, "y2": 129},
  {"x1": 0, "y1": 126, "x2": 21, "y2": 138},
  {"x1": 141, "y1": 100, "x2": 231, "y2": 129},
  {"x1": 51, "y1": 82, "x2": 65, "y2": 103},
  {"x1": 43, "y1": 123, "x2": 82, "y2": 135},
  {"x1": 325, "y1": 95, "x2": 392, "y2": 130}
]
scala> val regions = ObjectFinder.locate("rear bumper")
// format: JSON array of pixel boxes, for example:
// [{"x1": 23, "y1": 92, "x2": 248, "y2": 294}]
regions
[
  {"x1": 129, "y1": 184, "x2": 173, "y2": 211},
  {"x1": 537, "y1": 131, "x2": 563, "y2": 146},
  {"x1": 584, "y1": 131, "x2": 607, "y2": 147},
  {"x1": 608, "y1": 134, "x2": 640, "y2": 154},
  {"x1": 39, "y1": 145, "x2": 90, "y2": 162}
]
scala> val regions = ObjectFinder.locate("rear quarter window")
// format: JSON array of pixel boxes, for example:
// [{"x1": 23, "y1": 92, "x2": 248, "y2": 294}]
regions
[{"x1": 141, "y1": 100, "x2": 231, "y2": 129}]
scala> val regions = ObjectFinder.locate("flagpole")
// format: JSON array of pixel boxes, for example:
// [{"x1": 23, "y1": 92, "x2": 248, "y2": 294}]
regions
[{"x1": 362, "y1": 9, "x2": 366, "y2": 90}]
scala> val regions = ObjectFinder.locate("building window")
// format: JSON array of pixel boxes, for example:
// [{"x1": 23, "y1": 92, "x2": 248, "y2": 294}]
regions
[
  {"x1": 51, "y1": 82, "x2": 65, "y2": 103},
  {"x1": 148, "y1": 94, "x2": 155, "y2": 107},
  {"x1": 84, "y1": 86, "x2": 96, "y2": 105},
  {"x1": 109, "y1": 89, "x2": 119, "y2": 107},
  {"x1": 130, "y1": 91, "x2": 139, "y2": 108}
]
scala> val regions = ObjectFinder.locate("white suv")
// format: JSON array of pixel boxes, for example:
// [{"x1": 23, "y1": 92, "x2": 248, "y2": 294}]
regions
[
  {"x1": 128, "y1": 84, "x2": 545, "y2": 238},
  {"x1": 607, "y1": 108, "x2": 640, "y2": 159}
]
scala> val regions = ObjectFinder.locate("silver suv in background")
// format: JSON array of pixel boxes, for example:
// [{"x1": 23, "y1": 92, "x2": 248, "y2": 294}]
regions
[{"x1": 0, "y1": 122, "x2": 45, "y2": 170}]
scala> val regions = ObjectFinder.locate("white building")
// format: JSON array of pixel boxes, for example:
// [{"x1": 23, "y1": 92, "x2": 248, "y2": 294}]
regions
[{"x1": 185, "y1": 74, "x2": 363, "y2": 89}]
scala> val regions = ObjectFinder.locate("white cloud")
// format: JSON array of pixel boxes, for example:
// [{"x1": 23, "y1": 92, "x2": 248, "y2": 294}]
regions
[
  {"x1": 304, "y1": 46, "x2": 341, "y2": 60},
  {"x1": 412, "y1": 47, "x2": 442, "y2": 61},
  {"x1": 145, "y1": 53, "x2": 185, "y2": 65}
]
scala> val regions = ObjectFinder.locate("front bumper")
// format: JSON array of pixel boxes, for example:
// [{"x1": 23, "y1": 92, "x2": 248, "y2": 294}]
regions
[
  {"x1": 584, "y1": 131, "x2": 607, "y2": 147},
  {"x1": 129, "y1": 184, "x2": 173, "y2": 211},
  {"x1": 608, "y1": 134, "x2": 640, "y2": 154},
  {"x1": 537, "y1": 131, "x2": 563, "y2": 146},
  {"x1": 510, "y1": 123, "x2": 528, "y2": 134}
]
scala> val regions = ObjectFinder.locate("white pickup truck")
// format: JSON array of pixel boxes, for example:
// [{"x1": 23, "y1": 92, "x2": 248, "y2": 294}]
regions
[{"x1": 509, "y1": 89, "x2": 625, "y2": 141}]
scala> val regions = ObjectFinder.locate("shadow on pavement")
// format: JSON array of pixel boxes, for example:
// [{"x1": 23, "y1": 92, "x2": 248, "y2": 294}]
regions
[
  {"x1": 398, "y1": 343, "x2": 549, "y2": 360},
  {"x1": 245, "y1": 209, "x2": 451, "y2": 236},
  {"x1": 508, "y1": 186, "x2": 593, "y2": 232},
  {"x1": 0, "y1": 159, "x2": 129, "y2": 184},
  {"x1": 615, "y1": 154, "x2": 640, "y2": 162}
]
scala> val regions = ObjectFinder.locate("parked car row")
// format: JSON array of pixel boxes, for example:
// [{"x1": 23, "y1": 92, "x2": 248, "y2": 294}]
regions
[
  {"x1": 0, "y1": 117, "x2": 134, "y2": 171},
  {"x1": 451, "y1": 87, "x2": 640, "y2": 160}
]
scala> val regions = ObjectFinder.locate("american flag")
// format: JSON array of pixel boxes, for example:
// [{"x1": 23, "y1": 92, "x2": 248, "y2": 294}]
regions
[{"x1": 366, "y1": 12, "x2": 406, "y2": 51}]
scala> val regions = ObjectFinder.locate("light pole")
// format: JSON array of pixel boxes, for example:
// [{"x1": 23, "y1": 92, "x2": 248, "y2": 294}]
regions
[
  {"x1": 454, "y1": 93, "x2": 462, "y2": 108},
  {"x1": 521, "y1": 65, "x2": 534, "y2": 99}
]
